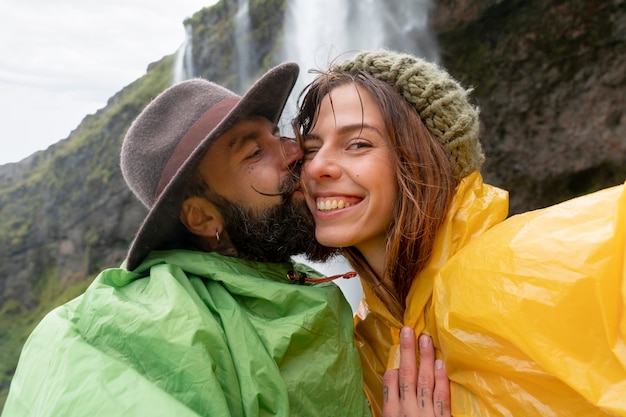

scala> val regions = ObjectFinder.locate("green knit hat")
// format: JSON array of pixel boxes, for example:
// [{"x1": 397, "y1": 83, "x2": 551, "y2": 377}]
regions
[{"x1": 334, "y1": 50, "x2": 484, "y2": 180}]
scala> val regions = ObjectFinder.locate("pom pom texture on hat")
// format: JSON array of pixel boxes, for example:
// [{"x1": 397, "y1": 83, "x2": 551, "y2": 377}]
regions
[{"x1": 334, "y1": 50, "x2": 485, "y2": 180}]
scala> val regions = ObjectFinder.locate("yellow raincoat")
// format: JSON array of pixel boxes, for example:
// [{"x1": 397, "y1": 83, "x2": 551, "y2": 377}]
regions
[{"x1": 354, "y1": 171, "x2": 626, "y2": 416}]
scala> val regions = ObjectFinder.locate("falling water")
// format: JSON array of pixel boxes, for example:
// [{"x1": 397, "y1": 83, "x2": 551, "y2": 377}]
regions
[
  {"x1": 278, "y1": 0, "x2": 438, "y2": 122},
  {"x1": 234, "y1": 0, "x2": 252, "y2": 91},
  {"x1": 173, "y1": 24, "x2": 195, "y2": 84},
  {"x1": 174, "y1": 0, "x2": 252, "y2": 91},
  {"x1": 281, "y1": 0, "x2": 439, "y2": 310}
]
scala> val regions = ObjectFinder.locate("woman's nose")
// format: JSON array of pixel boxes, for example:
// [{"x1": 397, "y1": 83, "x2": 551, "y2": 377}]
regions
[{"x1": 304, "y1": 147, "x2": 340, "y2": 180}]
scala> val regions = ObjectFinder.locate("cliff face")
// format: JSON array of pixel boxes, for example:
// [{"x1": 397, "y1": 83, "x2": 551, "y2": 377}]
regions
[
  {"x1": 431, "y1": 0, "x2": 626, "y2": 213},
  {"x1": 186, "y1": 0, "x2": 288, "y2": 91},
  {"x1": 0, "y1": 0, "x2": 288, "y2": 403},
  {"x1": 0, "y1": 0, "x2": 289, "y2": 312},
  {"x1": 1, "y1": 0, "x2": 625, "y2": 407}
]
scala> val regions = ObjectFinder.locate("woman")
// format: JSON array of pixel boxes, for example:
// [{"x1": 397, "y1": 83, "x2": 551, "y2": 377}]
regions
[{"x1": 294, "y1": 50, "x2": 626, "y2": 416}]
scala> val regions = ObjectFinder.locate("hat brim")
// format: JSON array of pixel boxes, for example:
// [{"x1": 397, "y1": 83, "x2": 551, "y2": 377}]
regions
[{"x1": 125, "y1": 62, "x2": 299, "y2": 271}]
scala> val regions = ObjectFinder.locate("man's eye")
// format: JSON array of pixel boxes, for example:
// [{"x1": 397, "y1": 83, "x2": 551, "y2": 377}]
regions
[{"x1": 246, "y1": 148, "x2": 262, "y2": 160}]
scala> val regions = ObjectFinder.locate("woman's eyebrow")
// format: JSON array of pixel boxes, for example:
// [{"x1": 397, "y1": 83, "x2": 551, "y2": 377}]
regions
[
  {"x1": 306, "y1": 123, "x2": 382, "y2": 139},
  {"x1": 303, "y1": 133, "x2": 320, "y2": 141},
  {"x1": 337, "y1": 123, "x2": 381, "y2": 136}
]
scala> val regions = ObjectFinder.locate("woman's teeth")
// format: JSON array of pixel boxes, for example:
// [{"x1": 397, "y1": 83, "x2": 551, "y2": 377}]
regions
[{"x1": 317, "y1": 199, "x2": 352, "y2": 211}]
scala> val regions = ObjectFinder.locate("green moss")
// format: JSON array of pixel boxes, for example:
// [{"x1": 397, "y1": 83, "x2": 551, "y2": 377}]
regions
[
  {"x1": 0, "y1": 50, "x2": 175, "y2": 414},
  {"x1": 0, "y1": 277, "x2": 92, "y2": 410}
]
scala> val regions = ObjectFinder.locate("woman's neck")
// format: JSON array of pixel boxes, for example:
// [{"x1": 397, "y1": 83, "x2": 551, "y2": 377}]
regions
[
  {"x1": 344, "y1": 247, "x2": 404, "y2": 320},
  {"x1": 357, "y1": 242, "x2": 387, "y2": 282}
]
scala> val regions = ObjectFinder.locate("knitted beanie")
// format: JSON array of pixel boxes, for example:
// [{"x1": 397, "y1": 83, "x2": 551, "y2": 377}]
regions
[{"x1": 334, "y1": 50, "x2": 484, "y2": 180}]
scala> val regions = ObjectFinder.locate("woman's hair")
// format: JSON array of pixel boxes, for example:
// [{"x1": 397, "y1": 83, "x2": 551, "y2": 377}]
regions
[{"x1": 294, "y1": 70, "x2": 457, "y2": 320}]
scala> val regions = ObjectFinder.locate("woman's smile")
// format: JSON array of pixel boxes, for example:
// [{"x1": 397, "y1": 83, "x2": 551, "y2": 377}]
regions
[{"x1": 315, "y1": 195, "x2": 361, "y2": 211}]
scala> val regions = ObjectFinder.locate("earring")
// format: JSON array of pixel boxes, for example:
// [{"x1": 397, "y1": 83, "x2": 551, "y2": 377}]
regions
[{"x1": 216, "y1": 230, "x2": 220, "y2": 245}]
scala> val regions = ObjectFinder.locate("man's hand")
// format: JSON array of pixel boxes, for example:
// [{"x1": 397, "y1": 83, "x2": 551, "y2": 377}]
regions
[{"x1": 382, "y1": 327, "x2": 451, "y2": 417}]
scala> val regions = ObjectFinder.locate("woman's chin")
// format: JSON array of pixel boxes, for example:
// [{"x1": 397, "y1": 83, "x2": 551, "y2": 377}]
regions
[{"x1": 315, "y1": 231, "x2": 352, "y2": 249}]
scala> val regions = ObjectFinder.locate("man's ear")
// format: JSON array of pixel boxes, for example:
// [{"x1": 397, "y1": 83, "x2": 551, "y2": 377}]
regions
[{"x1": 179, "y1": 197, "x2": 223, "y2": 237}]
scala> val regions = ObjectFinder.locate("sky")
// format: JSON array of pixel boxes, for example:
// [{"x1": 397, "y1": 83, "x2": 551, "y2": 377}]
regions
[{"x1": 0, "y1": 0, "x2": 217, "y2": 165}]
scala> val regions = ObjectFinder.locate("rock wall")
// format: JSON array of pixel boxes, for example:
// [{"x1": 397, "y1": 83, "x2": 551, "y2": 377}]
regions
[
  {"x1": 0, "y1": 0, "x2": 287, "y2": 313},
  {"x1": 431, "y1": 0, "x2": 626, "y2": 213}
]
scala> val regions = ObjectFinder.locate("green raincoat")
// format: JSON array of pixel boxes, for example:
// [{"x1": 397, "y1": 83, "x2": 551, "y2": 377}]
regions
[{"x1": 3, "y1": 251, "x2": 370, "y2": 417}]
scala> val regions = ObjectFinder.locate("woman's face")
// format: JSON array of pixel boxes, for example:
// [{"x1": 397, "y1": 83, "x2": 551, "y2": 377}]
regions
[{"x1": 301, "y1": 83, "x2": 398, "y2": 263}]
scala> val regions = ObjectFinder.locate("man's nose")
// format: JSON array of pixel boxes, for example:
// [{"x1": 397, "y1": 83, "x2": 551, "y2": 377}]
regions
[{"x1": 280, "y1": 137, "x2": 303, "y2": 166}]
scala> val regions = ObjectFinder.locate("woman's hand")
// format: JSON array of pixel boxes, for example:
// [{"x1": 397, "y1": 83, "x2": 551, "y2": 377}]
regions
[{"x1": 382, "y1": 327, "x2": 451, "y2": 417}]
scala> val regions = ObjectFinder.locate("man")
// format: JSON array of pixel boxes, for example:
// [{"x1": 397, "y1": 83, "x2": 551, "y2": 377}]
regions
[{"x1": 2, "y1": 62, "x2": 369, "y2": 417}]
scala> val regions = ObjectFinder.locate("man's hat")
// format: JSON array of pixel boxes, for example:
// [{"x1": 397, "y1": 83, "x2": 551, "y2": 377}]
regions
[{"x1": 120, "y1": 62, "x2": 299, "y2": 270}]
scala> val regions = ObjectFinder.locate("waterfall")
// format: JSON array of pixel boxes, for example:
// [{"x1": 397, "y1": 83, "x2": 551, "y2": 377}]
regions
[
  {"x1": 173, "y1": 24, "x2": 195, "y2": 84},
  {"x1": 278, "y1": 0, "x2": 438, "y2": 123},
  {"x1": 280, "y1": 0, "x2": 439, "y2": 310},
  {"x1": 174, "y1": 1, "x2": 251, "y2": 90},
  {"x1": 234, "y1": 0, "x2": 252, "y2": 92}
]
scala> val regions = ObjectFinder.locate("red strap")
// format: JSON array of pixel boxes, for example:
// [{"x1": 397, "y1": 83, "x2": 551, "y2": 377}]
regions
[
  {"x1": 287, "y1": 271, "x2": 357, "y2": 284},
  {"x1": 155, "y1": 96, "x2": 241, "y2": 199}
]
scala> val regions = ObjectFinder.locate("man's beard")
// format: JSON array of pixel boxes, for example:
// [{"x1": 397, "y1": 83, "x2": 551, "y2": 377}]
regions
[{"x1": 210, "y1": 178, "x2": 339, "y2": 263}]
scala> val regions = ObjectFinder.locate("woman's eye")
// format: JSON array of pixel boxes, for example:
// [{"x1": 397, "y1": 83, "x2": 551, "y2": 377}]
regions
[
  {"x1": 348, "y1": 140, "x2": 370, "y2": 150},
  {"x1": 303, "y1": 147, "x2": 318, "y2": 159},
  {"x1": 302, "y1": 138, "x2": 320, "y2": 158}
]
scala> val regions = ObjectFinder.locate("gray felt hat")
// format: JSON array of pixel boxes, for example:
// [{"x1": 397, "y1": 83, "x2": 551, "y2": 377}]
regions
[{"x1": 120, "y1": 62, "x2": 299, "y2": 270}]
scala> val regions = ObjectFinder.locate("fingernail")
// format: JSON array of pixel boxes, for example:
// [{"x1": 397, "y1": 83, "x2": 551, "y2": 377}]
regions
[
  {"x1": 435, "y1": 359, "x2": 444, "y2": 370},
  {"x1": 401, "y1": 326, "x2": 412, "y2": 338},
  {"x1": 419, "y1": 334, "x2": 431, "y2": 348}
]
